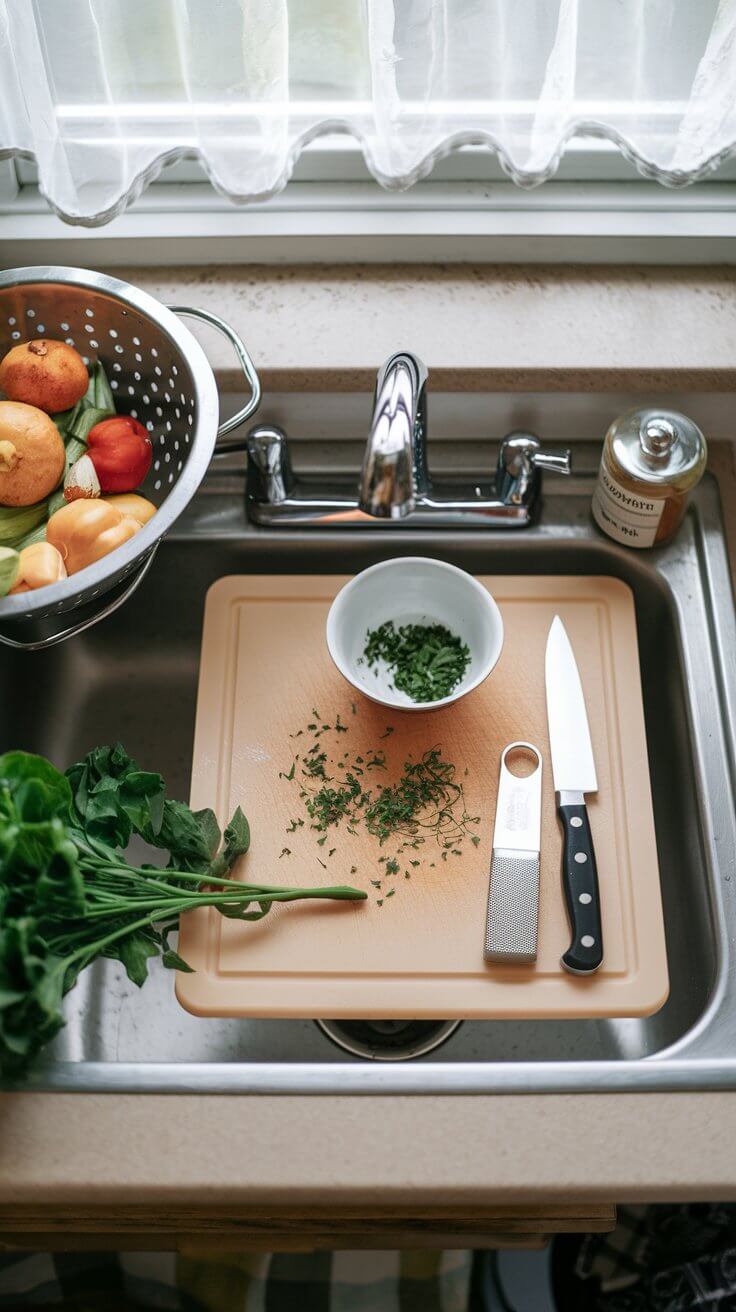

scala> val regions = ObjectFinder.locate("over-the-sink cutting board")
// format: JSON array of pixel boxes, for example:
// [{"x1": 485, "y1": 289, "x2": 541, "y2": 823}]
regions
[{"x1": 177, "y1": 574, "x2": 668, "y2": 1020}]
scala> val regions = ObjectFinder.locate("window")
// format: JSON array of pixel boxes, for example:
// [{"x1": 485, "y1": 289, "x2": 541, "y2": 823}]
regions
[{"x1": 1, "y1": 0, "x2": 735, "y2": 264}]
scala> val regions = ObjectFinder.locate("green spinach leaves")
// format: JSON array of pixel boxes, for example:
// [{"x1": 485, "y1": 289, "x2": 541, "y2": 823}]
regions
[{"x1": 0, "y1": 744, "x2": 364, "y2": 1077}]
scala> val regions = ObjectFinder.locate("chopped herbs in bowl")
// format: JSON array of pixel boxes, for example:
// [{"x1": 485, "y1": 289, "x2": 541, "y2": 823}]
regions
[
  {"x1": 326, "y1": 556, "x2": 504, "y2": 711},
  {"x1": 362, "y1": 620, "x2": 471, "y2": 702}
]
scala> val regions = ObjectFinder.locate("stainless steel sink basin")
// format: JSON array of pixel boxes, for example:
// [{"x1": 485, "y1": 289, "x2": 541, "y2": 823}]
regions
[{"x1": 3, "y1": 454, "x2": 736, "y2": 1094}]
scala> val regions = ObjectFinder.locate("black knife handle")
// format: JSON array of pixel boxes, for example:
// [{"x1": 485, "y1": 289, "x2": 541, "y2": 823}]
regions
[{"x1": 558, "y1": 801, "x2": 603, "y2": 975}]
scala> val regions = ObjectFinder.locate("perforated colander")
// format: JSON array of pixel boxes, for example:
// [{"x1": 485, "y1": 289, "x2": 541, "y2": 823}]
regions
[{"x1": 0, "y1": 266, "x2": 260, "y2": 649}]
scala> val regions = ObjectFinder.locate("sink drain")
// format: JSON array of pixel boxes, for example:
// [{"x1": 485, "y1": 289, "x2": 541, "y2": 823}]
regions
[{"x1": 316, "y1": 1018, "x2": 462, "y2": 1060}]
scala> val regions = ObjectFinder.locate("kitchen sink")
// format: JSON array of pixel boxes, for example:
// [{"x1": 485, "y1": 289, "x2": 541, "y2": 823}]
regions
[{"x1": 3, "y1": 451, "x2": 736, "y2": 1094}]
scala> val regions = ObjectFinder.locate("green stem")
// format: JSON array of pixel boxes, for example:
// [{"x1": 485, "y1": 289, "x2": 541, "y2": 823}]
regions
[
  {"x1": 48, "y1": 885, "x2": 367, "y2": 958},
  {"x1": 81, "y1": 859, "x2": 262, "y2": 893},
  {"x1": 72, "y1": 885, "x2": 365, "y2": 919},
  {"x1": 82, "y1": 858, "x2": 357, "y2": 899},
  {"x1": 61, "y1": 914, "x2": 171, "y2": 966}
]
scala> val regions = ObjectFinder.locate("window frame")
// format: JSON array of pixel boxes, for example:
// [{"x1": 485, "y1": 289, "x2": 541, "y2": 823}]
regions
[{"x1": 2, "y1": 137, "x2": 736, "y2": 266}]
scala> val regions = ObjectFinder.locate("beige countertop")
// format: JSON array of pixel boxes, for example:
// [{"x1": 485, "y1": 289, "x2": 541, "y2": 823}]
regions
[
  {"x1": 3, "y1": 265, "x2": 736, "y2": 1216},
  {"x1": 123, "y1": 263, "x2": 736, "y2": 392},
  {"x1": 0, "y1": 1092, "x2": 735, "y2": 1208}
]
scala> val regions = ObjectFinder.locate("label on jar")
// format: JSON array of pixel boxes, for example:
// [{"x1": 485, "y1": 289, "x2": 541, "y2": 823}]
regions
[{"x1": 592, "y1": 463, "x2": 665, "y2": 548}]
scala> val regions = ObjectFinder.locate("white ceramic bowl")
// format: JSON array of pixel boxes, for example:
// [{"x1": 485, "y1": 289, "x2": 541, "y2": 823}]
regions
[{"x1": 326, "y1": 556, "x2": 504, "y2": 712}]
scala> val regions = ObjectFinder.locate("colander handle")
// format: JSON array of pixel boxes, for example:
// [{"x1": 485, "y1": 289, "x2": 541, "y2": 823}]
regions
[
  {"x1": 168, "y1": 305, "x2": 261, "y2": 449},
  {"x1": 0, "y1": 549, "x2": 158, "y2": 651}
]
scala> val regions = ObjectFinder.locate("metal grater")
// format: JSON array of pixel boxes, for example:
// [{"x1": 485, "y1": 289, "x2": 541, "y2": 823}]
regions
[{"x1": 484, "y1": 742, "x2": 543, "y2": 964}]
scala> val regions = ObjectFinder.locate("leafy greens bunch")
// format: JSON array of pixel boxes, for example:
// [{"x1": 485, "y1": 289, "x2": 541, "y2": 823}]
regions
[{"x1": 0, "y1": 744, "x2": 365, "y2": 1076}]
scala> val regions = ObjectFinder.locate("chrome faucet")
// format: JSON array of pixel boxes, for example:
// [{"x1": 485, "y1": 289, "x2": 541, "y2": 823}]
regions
[
  {"x1": 359, "y1": 351, "x2": 429, "y2": 519},
  {"x1": 246, "y1": 351, "x2": 571, "y2": 528}
]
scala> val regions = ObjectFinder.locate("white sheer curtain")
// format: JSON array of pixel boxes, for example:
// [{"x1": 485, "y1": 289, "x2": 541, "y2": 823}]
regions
[{"x1": 1, "y1": 0, "x2": 735, "y2": 226}]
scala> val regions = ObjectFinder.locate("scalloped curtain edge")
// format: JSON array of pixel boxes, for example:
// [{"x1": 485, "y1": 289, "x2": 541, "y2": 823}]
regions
[{"x1": 3, "y1": 121, "x2": 736, "y2": 229}]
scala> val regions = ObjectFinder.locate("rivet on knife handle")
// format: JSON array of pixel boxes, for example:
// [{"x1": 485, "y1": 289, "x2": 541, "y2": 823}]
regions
[{"x1": 485, "y1": 742, "x2": 542, "y2": 964}]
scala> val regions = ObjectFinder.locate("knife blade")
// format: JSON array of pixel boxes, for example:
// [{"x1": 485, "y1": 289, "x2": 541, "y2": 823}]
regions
[{"x1": 545, "y1": 615, "x2": 603, "y2": 974}]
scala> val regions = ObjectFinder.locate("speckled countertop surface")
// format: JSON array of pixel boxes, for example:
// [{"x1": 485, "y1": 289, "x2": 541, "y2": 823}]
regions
[
  {"x1": 2, "y1": 265, "x2": 736, "y2": 1214},
  {"x1": 122, "y1": 264, "x2": 736, "y2": 391},
  {"x1": 2, "y1": 1093, "x2": 736, "y2": 1208}
]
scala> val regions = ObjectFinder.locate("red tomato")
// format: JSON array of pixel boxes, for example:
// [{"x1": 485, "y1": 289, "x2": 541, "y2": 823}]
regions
[{"x1": 87, "y1": 416, "x2": 153, "y2": 493}]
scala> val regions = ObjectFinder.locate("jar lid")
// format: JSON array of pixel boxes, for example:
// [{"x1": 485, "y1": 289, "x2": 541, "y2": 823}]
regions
[{"x1": 608, "y1": 408, "x2": 707, "y2": 486}]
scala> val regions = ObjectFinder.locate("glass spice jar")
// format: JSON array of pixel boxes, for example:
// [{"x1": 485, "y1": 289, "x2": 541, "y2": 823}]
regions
[{"x1": 592, "y1": 407, "x2": 707, "y2": 549}]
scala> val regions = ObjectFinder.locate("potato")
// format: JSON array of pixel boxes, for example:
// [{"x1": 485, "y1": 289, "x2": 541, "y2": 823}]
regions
[
  {"x1": 0, "y1": 339, "x2": 89, "y2": 414},
  {"x1": 0, "y1": 401, "x2": 66, "y2": 507}
]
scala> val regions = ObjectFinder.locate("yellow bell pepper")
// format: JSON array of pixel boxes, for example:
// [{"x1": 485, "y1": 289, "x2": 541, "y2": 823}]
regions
[
  {"x1": 46, "y1": 499, "x2": 141, "y2": 575},
  {"x1": 102, "y1": 493, "x2": 157, "y2": 526},
  {"x1": 9, "y1": 541, "x2": 67, "y2": 593}
]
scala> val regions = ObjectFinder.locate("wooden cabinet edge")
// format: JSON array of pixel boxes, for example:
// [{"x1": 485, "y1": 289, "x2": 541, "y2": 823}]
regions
[{"x1": 0, "y1": 1202, "x2": 616, "y2": 1251}]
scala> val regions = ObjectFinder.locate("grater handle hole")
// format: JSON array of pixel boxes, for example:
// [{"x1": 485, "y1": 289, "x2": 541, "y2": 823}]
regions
[{"x1": 503, "y1": 744, "x2": 541, "y2": 779}]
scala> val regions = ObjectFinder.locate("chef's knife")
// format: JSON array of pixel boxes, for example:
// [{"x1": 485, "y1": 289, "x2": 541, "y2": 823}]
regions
[{"x1": 545, "y1": 615, "x2": 603, "y2": 974}]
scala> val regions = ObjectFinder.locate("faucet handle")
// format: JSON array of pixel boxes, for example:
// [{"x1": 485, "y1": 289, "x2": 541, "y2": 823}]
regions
[
  {"x1": 496, "y1": 432, "x2": 572, "y2": 509},
  {"x1": 246, "y1": 424, "x2": 295, "y2": 504},
  {"x1": 498, "y1": 432, "x2": 572, "y2": 479},
  {"x1": 530, "y1": 447, "x2": 572, "y2": 476}
]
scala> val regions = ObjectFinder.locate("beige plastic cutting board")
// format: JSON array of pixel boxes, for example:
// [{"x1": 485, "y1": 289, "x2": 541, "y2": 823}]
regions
[{"x1": 177, "y1": 574, "x2": 669, "y2": 1020}]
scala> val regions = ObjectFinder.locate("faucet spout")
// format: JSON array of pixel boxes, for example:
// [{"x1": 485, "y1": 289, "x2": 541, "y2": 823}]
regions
[{"x1": 359, "y1": 351, "x2": 429, "y2": 518}]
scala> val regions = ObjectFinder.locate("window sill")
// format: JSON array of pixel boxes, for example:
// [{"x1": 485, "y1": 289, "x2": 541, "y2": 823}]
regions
[{"x1": 2, "y1": 179, "x2": 736, "y2": 265}]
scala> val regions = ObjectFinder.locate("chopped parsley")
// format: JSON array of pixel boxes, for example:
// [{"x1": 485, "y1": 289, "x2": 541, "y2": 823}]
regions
[
  {"x1": 362, "y1": 621, "x2": 470, "y2": 703},
  {"x1": 278, "y1": 710, "x2": 480, "y2": 906}
]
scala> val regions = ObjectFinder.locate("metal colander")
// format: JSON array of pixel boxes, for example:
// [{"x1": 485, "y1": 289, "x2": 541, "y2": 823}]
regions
[{"x1": 0, "y1": 266, "x2": 260, "y2": 649}]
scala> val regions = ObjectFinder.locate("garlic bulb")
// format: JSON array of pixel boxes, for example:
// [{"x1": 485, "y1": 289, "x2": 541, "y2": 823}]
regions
[{"x1": 64, "y1": 453, "x2": 101, "y2": 502}]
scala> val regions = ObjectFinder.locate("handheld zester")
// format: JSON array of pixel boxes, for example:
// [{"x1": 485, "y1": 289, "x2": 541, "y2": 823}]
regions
[{"x1": 484, "y1": 742, "x2": 543, "y2": 964}]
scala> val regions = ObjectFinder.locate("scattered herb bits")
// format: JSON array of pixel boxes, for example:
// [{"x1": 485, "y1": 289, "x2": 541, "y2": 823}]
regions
[
  {"x1": 362, "y1": 620, "x2": 471, "y2": 703},
  {"x1": 278, "y1": 709, "x2": 480, "y2": 905}
]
